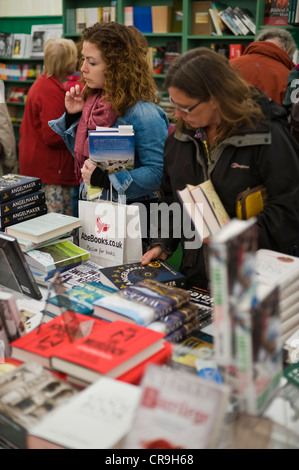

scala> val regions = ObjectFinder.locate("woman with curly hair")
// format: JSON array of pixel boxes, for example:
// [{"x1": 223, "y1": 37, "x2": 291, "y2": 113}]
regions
[{"x1": 49, "y1": 22, "x2": 168, "y2": 208}]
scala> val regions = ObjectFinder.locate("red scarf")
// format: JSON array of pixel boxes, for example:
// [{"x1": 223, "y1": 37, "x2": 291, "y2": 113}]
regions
[{"x1": 74, "y1": 92, "x2": 117, "y2": 179}]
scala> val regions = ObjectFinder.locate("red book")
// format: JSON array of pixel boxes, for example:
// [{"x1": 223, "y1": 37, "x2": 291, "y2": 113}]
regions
[
  {"x1": 10, "y1": 313, "x2": 107, "y2": 368},
  {"x1": 50, "y1": 320, "x2": 166, "y2": 385},
  {"x1": 229, "y1": 43, "x2": 244, "y2": 60}
]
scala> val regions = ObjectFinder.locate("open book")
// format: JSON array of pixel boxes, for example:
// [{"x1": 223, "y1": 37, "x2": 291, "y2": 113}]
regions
[{"x1": 177, "y1": 179, "x2": 230, "y2": 239}]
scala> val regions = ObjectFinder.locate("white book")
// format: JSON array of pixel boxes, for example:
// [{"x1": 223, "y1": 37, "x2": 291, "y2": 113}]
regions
[
  {"x1": 12, "y1": 34, "x2": 31, "y2": 58},
  {"x1": 26, "y1": 377, "x2": 141, "y2": 449},
  {"x1": 30, "y1": 24, "x2": 63, "y2": 58},
  {"x1": 256, "y1": 249, "x2": 299, "y2": 290}
]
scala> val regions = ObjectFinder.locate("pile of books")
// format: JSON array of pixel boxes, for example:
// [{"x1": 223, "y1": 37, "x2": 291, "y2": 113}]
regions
[{"x1": 0, "y1": 174, "x2": 46, "y2": 231}]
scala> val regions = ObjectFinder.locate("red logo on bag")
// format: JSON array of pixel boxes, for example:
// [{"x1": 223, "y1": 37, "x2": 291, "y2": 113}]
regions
[{"x1": 96, "y1": 217, "x2": 110, "y2": 234}]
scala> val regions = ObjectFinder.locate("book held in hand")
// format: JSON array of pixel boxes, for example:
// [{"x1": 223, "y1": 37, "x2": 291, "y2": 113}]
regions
[{"x1": 6, "y1": 212, "x2": 81, "y2": 244}]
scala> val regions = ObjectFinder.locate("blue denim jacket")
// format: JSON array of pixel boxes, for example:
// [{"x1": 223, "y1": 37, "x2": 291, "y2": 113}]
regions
[{"x1": 49, "y1": 101, "x2": 169, "y2": 202}]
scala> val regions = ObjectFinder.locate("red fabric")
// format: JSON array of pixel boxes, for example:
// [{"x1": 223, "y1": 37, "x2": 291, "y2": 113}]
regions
[
  {"x1": 19, "y1": 74, "x2": 80, "y2": 186},
  {"x1": 230, "y1": 41, "x2": 295, "y2": 105},
  {"x1": 74, "y1": 92, "x2": 117, "y2": 179}
]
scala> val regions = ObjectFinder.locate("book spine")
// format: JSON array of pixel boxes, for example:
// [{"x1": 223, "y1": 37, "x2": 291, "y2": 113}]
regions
[
  {"x1": 0, "y1": 191, "x2": 45, "y2": 216},
  {"x1": 0, "y1": 204, "x2": 47, "y2": 230},
  {"x1": 0, "y1": 179, "x2": 42, "y2": 204},
  {"x1": 219, "y1": 10, "x2": 240, "y2": 35},
  {"x1": 234, "y1": 7, "x2": 256, "y2": 34},
  {"x1": 226, "y1": 6, "x2": 250, "y2": 35},
  {"x1": 208, "y1": 8, "x2": 223, "y2": 36}
]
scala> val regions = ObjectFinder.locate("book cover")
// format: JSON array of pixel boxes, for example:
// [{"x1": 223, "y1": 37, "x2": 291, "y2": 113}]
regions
[
  {"x1": 50, "y1": 320, "x2": 166, "y2": 384},
  {"x1": 133, "y1": 6, "x2": 153, "y2": 33},
  {"x1": 0, "y1": 174, "x2": 42, "y2": 204},
  {"x1": 93, "y1": 279, "x2": 190, "y2": 326},
  {"x1": 45, "y1": 280, "x2": 117, "y2": 318},
  {"x1": 11, "y1": 312, "x2": 105, "y2": 368},
  {"x1": 88, "y1": 125, "x2": 135, "y2": 173},
  {"x1": 169, "y1": 330, "x2": 214, "y2": 375},
  {"x1": 12, "y1": 33, "x2": 32, "y2": 59},
  {"x1": 264, "y1": 0, "x2": 290, "y2": 25},
  {"x1": 0, "y1": 190, "x2": 45, "y2": 217},
  {"x1": 30, "y1": 24, "x2": 63, "y2": 58},
  {"x1": 6, "y1": 212, "x2": 81, "y2": 244},
  {"x1": 17, "y1": 233, "x2": 73, "y2": 253},
  {"x1": 147, "y1": 302, "x2": 203, "y2": 335},
  {"x1": 234, "y1": 7, "x2": 256, "y2": 34},
  {"x1": 192, "y1": 1, "x2": 213, "y2": 35},
  {"x1": 225, "y1": 6, "x2": 250, "y2": 35},
  {"x1": 236, "y1": 284, "x2": 282, "y2": 415},
  {"x1": 219, "y1": 9, "x2": 241, "y2": 35},
  {"x1": 99, "y1": 260, "x2": 186, "y2": 290},
  {"x1": 209, "y1": 218, "x2": 258, "y2": 389},
  {"x1": 24, "y1": 239, "x2": 89, "y2": 274},
  {"x1": 0, "y1": 33, "x2": 14, "y2": 58},
  {"x1": 187, "y1": 286, "x2": 213, "y2": 314},
  {"x1": 0, "y1": 232, "x2": 42, "y2": 300},
  {"x1": 26, "y1": 376, "x2": 141, "y2": 449},
  {"x1": 0, "y1": 362, "x2": 78, "y2": 449},
  {"x1": 0, "y1": 203, "x2": 47, "y2": 230},
  {"x1": 229, "y1": 43, "x2": 244, "y2": 60},
  {"x1": 256, "y1": 248, "x2": 299, "y2": 292},
  {"x1": 124, "y1": 364, "x2": 230, "y2": 449},
  {"x1": 47, "y1": 260, "x2": 104, "y2": 289}
]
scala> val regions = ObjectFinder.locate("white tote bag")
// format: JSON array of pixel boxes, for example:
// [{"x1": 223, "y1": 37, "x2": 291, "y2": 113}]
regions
[{"x1": 78, "y1": 199, "x2": 143, "y2": 268}]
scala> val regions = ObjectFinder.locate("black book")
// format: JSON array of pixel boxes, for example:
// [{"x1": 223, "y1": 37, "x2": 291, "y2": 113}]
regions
[
  {"x1": 0, "y1": 190, "x2": 45, "y2": 217},
  {"x1": 0, "y1": 232, "x2": 42, "y2": 300},
  {"x1": 0, "y1": 174, "x2": 42, "y2": 204},
  {"x1": 0, "y1": 203, "x2": 47, "y2": 230}
]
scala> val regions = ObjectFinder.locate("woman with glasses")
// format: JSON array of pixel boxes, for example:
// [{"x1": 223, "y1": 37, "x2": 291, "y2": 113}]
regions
[{"x1": 141, "y1": 47, "x2": 299, "y2": 289}]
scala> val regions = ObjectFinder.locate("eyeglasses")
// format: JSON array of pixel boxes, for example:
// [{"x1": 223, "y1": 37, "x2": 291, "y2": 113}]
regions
[{"x1": 169, "y1": 96, "x2": 202, "y2": 114}]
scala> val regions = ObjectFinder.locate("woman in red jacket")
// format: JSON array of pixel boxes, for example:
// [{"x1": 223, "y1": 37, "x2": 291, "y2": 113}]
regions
[{"x1": 19, "y1": 38, "x2": 80, "y2": 215}]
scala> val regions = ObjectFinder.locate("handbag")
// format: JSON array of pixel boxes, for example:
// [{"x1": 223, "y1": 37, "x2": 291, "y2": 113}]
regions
[
  {"x1": 236, "y1": 185, "x2": 268, "y2": 220},
  {"x1": 78, "y1": 198, "x2": 143, "y2": 268}
]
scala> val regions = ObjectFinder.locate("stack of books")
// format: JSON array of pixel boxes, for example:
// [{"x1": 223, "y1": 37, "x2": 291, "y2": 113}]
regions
[
  {"x1": 0, "y1": 174, "x2": 46, "y2": 231},
  {"x1": 256, "y1": 249, "x2": 299, "y2": 344}
]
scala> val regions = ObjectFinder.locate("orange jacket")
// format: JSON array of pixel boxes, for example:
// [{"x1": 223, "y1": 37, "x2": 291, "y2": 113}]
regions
[{"x1": 230, "y1": 41, "x2": 295, "y2": 105}]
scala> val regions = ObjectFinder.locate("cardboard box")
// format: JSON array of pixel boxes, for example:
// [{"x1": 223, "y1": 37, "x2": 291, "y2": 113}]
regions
[{"x1": 152, "y1": 6, "x2": 172, "y2": 33}]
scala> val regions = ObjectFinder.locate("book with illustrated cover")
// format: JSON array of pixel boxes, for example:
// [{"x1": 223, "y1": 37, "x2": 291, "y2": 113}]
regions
[
  {"x1": 24, "y1": 239, "x2": 89, "y2": 275},
  {"x1": 124, "y1": 364, "x2": 230, "y2": 449},
  {"x1": 50, "y1": 320, "x2": 166, "y2": 385},
  {"x1": 224, "y1": 6, "x2": 250, "y2": 35},
  {"x1": 187, "y1": 286, "x2": 213, "y2": 314},
  {"x1": 0, "y1": 233, "x2": 42, "y2": 300},
  {"x1": 12, "y1": 33, "x2": 32, "y2": 59},
  {"x1": 30, "y1": 24, "x2": 63, "y2": 58},
  {"x1": 209, "y1": 217, "x2": 258, "y2": 392},
  {"x1": 169, "y1": 330, "x2": 214, "y2": 375},
  {"x1": 47, "y1": 260, "x2": 103, "y2": 289},
  {"x1": 0, "y1": 174, "x2": 42, "y2": 204},
  {"x1": 99, "y1": 260, "x2": 186, "y2": 290},
  {"x1": 6, "y1": 212, "x2": 81, "y2": 244},
  {"x1": 45, "y1": 280, "x2": 117, "y2": 319},
  {"x1": 0, "y1": 33, "x2": 14, "y2": 58},
  {"x1": 0, "y1": 362, "x2": 78, "y2": 449},
  {"x1": 234, "y1": 6, "x2": 256, "y2": 34},
  {"x1": 256, "y1": 248, "x2": 299, "y2": 295},
  {"x1": 26, "y1": 376, "x2": 141, "y2": 449},
  {"x1": 177, "y1": 180, "x2": 230, "y2": 240},
  {"x1": 264, "y1": 0, "x2": 290, "y2": 25},
  {"x1": 219, "y1": 8, "x2": 242, "y2": 35},
  {"x1": 93, "y1": 279, "x2": 190, "y2": 326},
  {"x1": 0, "y1": 203, "x2": 47, "y2": 230},
  {"x1": 0, "y1": 191, "x2": 45, "y2": 217}
]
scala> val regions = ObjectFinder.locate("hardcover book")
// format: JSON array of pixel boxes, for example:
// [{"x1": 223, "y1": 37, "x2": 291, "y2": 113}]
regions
[
  {"x1": 191, "y1": 1, "x2": 213, "y2": 35},
  {"x1": 187, "y1": 286, "x2": 213, "y2": 314},
  {"x1": 12, "y1": 33, "x2": 32, "y2": 59},
  {"x1": 0, "y1": 232, "x2": 42, "y2": 300},
  {"x1": 0, "y1": 174, "x2": 42, "y2": 204},
  {"x1": 26, "y1": 376, "x2": 142, "y2": 449},
  {"x1": 99, "y1": 260, "x2": 186, "y2": 290},
  {"x1": 177, "y1": 179, "x2": 230, "y2": 240},
  {"x1": 88, "y1": 125, "x2": 135, "y2": 173},
  {"x1": 50, "y1": 320, "x2": 166, "y2": 384},
  {"x1": 124, "y1": 364, "x2": 230, "y2": 449},
  {"x1": 24, "y1": 239, "x2": 89, "y2": 275},
  {"x1": 0, "y1": 191, "x2": 45, "y2": 217},
  {"x1": 0, "y1": 362, "x2": 78, "y2": 449},
  {"x1": 93, "y1": 279, "x2": 190, "y2": 326},
  {"x1": 169, "y1": 330, "x2": 214, "y2": 375},
  {"x1": 147, "y1": 302, "x2": 202, "y2": 335},
  {"x1": 0, "y1": 203, "x2": 47, "y2": 230},
  {"x1": 0, "y1": 33, "x2": 14, "y2": 58},
  {"x1": 264, "y1": 0, "x2": 290, "y2": 25},
  {"x1": 6, "y1": 212, "x2": 81, "y2": 244}
]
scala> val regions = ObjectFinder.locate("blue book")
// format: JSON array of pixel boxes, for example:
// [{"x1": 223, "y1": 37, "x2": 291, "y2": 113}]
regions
[
  {"x1": 88, "y1": 125, "x2": 135, "y2": 173},
  {"x1": 133, "y1": 6, "x2": 153, "y2": 33}
]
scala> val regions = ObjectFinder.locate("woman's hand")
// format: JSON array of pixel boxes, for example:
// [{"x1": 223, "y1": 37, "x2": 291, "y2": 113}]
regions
[
  {"x1": 65, "y1": 84, "x2": 86, "y2": 114},
  {"x1": 141, "y1": 246, "x2": 168, "y2": 265},
  {"x1": 81, "y1": 159, "x2": 97, "y2": 185}
]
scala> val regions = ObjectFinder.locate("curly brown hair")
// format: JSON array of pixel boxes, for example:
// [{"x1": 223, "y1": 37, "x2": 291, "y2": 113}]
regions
[
  {"x1": 165, "y1": 47, "x2": 266, "y2": 144},
  {"x1": 79, "y1": 22, "x2": 159, "y2": 116}
]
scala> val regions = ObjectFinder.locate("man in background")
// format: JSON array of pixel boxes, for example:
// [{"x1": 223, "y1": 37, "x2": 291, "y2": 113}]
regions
[{"x1": 230, "y1": 27, "x2": 297, "y2": 105}]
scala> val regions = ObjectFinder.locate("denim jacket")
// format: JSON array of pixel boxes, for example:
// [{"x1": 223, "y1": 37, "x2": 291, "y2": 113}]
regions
[{"x1": 49, "y1": 101, "x2": 169, "y2": 202}]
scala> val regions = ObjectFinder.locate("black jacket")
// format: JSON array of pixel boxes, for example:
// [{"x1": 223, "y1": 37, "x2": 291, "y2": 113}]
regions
[{"x1": 152, "y1": 95, "x2": 299, "y2": 289}]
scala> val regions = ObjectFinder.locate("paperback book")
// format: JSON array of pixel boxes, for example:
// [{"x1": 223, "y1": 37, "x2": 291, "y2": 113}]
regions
[
  {"x1": 0, "y1": 174, "x2": 42, "y2": 204},
  {"x1": 6, "y1": 212, "x2": 81, "y2": 244},
  {"x1": 124, "y1": 364, "x2": 230, "y2": 449},
  {"x1": 99, "y1": 260, "x2": 186, "y2": 290},
  {"x1": 47, "y1": 260, "x2": 103, "y2": 289},
  {"x1": 169, "y1": 330, "x2": 214, "y2": 375},
  {"x1": 93, "y1": 279, "x2": 190, "y2": 326}
]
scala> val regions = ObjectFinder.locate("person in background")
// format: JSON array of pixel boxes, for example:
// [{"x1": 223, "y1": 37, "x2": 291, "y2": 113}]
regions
[
  {"x1": 64, "y1": 41, "x2": 84, "y2": 93},
  {"x1": 230, "y1": 27, "x2": 297, "y2": 105},
  {"x1": 0, "y1": 80, "x2": 18, "y2": 176},
  {"x1": 49, "y1": 21, "x2": 168, "y2": 210},
  {"x1": 18, "y1": 38, "x2": 80, "y2": 216},
  {"x1": 141, "y1": 48, "x2": 299, "y2": 289}
]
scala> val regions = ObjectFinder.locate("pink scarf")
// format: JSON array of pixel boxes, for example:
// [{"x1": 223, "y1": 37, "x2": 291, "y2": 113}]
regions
[{"x1": 74, "y1": 92, "x2": 117, "y2": 179}]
